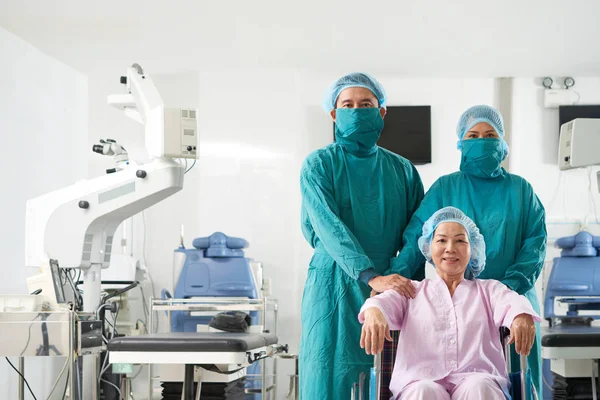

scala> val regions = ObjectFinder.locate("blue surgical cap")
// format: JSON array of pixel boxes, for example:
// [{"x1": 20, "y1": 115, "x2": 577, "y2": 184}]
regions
[
  {"x1": 456, "y1": 105, "x2": 509, "y2": 159},
  {"x1": 417, "y1": 206, "x2": 486, "y2": 279},
  {"x1": 322, "y1": 72, "x2": 387, "y2": 112}
]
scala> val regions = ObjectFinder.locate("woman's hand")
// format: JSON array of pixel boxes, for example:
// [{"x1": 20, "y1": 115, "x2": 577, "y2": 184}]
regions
[
  {"x1": 360, "y1": 307, "x2": 392, "y2": 355},
  {"x1": 369, "y1": 274, "x2": 416, "y2": 298},
  {"x1": 508, "y1": 313, "x2": 536, "y2": 355}
]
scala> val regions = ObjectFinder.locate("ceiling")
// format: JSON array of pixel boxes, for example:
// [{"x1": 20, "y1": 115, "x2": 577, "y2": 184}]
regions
[{"x1": 1, "y1": 0, "x2": 599, "y2": 77}]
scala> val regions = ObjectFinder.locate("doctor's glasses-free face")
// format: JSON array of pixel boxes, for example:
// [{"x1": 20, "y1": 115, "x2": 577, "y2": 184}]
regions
[{"x1": 463, "y1": 122, "x2": 499, "y2": 140}]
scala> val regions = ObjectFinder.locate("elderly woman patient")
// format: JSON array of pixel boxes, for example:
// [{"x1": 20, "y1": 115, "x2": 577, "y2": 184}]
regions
[{"x1": 359, "y1": 207, "x2": 540, "y2": 400}]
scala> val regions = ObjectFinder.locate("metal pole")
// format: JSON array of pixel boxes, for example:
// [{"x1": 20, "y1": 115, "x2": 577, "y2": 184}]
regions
[
  {"x1": 592, "y1": 360, "x2": 598, "y2": 400},
  {"x1": 168, "y1": 309, "x2": 172, "y2": 332},
  {"x1": 92, "y1": 353, "x2": 100, "y2": 399},
  {"x1": 273, "y1": 301, "x2": 278, "y2": 400},
  {"x1": 358, "y1": 372, "x2": 365, "y2": 400},
  {"x1": 82, "y1": 264, "x2": 102, "y2": 400},
  {"x1": 520, "y1": 355, "x2": 527, "y2": 400},
  {"x1": 194, "y1": 367, "x2": 202, "y2": 400},
  {"x1": 350, "y1": 383, "x2": 357, "y2": 400},
  {"x1": 69, "y1": 312, "x2": 76, "y2": 400},
  {"x1": 69, "y1": 355, "x2": 75, "y2": 400},
  {"x1": 18, "y1": 358, "x2": 24, "y2": 400},
  {"x1": 295, "y1": 357, "x2": 299, "y2": 400},
  {"x1": 183, "y1": 364, "x2": 194, "y2": 400},
  {"x1": 122, "y1": 376, "x2": 131, "y2": 400},
  {"x1": 373, "y1": 353, "x2": 382, "y2": 400},
  {"x1": 148, "y1": 297, "x2": 154, "y2": 400},
  {"x1": 262, "y1": 299, "x2": 267, "y2": 399}
]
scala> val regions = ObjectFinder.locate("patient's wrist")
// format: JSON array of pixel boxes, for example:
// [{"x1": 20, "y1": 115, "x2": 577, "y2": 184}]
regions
[{"x1": 364, "y1": 306, "x2": 381, "y2": 318}]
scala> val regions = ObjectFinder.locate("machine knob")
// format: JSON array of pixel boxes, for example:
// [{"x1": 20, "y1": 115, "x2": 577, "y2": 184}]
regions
[
  {"x1": 136, "y1": 170, "x2": 147, "y2": 178},
  {"x1": 78, "y1": 201, "x2": 89, "y2": 209},
  {"x1": 187, "y1": 146, "x2": 193, "y2": 151}
]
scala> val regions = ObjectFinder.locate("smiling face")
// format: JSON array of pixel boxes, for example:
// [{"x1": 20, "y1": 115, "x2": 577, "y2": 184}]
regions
[{"x1": 431, "y1": 222, "x2": 471, "y2": 279}]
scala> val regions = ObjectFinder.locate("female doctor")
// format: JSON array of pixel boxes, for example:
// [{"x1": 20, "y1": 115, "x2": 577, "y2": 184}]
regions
[{"x1": 385, "y1": 105, "x2": 547, "y2": 395}]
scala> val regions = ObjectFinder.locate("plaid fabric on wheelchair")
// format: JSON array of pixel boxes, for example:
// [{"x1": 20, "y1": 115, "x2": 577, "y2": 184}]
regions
[{"x1": 380, "y1": 330, "x2": 400, "y2": 399}]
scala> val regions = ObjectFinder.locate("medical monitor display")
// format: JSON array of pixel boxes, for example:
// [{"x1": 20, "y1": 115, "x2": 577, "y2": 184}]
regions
[{"x1": 559, "y1": 105, "x2": 600, "y2": 137}]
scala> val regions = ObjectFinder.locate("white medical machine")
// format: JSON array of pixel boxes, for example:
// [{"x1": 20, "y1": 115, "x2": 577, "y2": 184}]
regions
[{"x1": 9, "y1": 63, "x2": 198, "y2": 400}]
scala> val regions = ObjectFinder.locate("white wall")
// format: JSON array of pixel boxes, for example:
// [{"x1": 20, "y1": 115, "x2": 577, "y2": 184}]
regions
[
  {"x1": 140, "y1": 68, "x2": 309, "y2": 397},
  {"x1": 510, "y1": 78, "x2": 600, "y2": 248},
  {"x1": 509, "y1": 77, "x2": 600, "y2": 317},
  {"x1": 511, "y1": 77, "x2": 600, "y2": 224},
  {"x1": 0, "y1": 26, "x2": 88, "y2": 399}
]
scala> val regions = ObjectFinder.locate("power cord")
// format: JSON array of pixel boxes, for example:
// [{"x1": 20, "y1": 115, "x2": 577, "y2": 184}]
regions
[
  {"x1": 61, "y1": 370, "x2": 70, "y2": 400},
  {"x1": 139, "y1": 286, "x2": 149, "y2": 330},
  {"x1": 5, "y1": 357, "x2": 38, "y2": 400},
  {"x1": 185, "y1": 159, "x2": 197, "y2": 174},
  {"x1": 100, "y1": 377, "x2": 122, "y2": 400},
  {"x1": 19, "y1": 314, "x2": 42, "y2": 356},
  {"x1": 46, "y1": 356, "x2": 70, "y2": 399},
  {"x1": 64, "y1": 268, "x2": 83, "y2": 310}
]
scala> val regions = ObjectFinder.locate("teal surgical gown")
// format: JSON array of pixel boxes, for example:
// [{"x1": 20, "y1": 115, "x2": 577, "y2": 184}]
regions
[
  {"x1": 387, "y1": 168, "x2": 547, "y2": 397},
  {"x1": 299, "y1": 144, "x2": 424, "y2": 400}
]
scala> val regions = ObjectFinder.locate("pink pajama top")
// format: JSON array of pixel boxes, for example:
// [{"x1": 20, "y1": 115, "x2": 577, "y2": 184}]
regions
[{"x1": 358, "y1": 275, "x2": 540, "y2": 398}]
